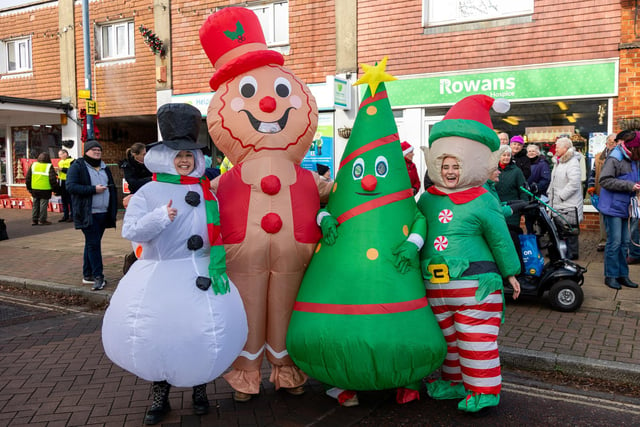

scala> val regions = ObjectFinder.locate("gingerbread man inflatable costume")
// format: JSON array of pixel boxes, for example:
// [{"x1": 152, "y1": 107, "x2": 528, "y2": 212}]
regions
[{"x1": 199, "y1": 7, "x2": 331, "y2": 400}]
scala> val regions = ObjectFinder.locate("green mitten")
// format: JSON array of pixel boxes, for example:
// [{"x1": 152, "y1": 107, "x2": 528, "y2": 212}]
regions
[
  {"x1": 211, "y1": 272, "x2": 230, "y2": 295},
  {"x1": 392, "y1": 240, "x2": 419, "y2": 274},
  {"x1": 320, "y1": 214, "x2": 339, "y2": 245},
  {"x1": 208, "y1": 245, "x2": 229, "y2": 295}
]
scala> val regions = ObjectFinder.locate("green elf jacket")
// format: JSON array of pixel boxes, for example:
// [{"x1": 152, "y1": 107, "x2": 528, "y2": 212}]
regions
[{"x1": 418, "y1": 186, "x2": 521, "y2": 302}]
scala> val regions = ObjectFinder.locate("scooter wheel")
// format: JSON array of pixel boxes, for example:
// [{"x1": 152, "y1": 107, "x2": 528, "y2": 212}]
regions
[{"x1": 549, "y1": 280, "x2": 583, "y2": 312}]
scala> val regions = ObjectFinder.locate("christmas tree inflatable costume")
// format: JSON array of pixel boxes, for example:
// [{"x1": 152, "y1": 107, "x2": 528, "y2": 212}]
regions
[{"x1": 286, "y1": 58, "x2": 447, "y2": 394}]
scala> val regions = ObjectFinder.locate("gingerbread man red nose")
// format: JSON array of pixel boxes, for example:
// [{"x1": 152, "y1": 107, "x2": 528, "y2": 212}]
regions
[{"x1": 260, "y1": 96, "x2": 277, "y2": 113}]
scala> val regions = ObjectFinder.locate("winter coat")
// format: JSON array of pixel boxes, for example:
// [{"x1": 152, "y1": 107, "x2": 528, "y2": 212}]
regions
[
  {"x1": 495, "y1": 162, "x2": 528, "y2": 227},
  {"x1": 66, "y1": 157, "x2": 117, "y2": 229},
  {"x1": 527, "y1": 155, "x2": 551, "y2": 196},
  {"x1": 513, "y1": 149, "x2": 531, "y2": 180},
  {"x1": 548, "y1": 148, "x2": 583, "y2": 222},
  {"x1": 598, "y1": 145, "x2": 640, "y2": 218},
  {"x1": 120, "y1": 153, "x2": 152, "y2": 194},
  {"x1": 25, "y1": 161, "x2": 60, "y2": 199}
]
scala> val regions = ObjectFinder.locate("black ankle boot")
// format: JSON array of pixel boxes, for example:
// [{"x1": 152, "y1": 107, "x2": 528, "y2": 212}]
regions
[
  {"x1": 192, "y1": 383, "x2": 210, "y2": 415},
  {"x1": 144, "y1": 381, "x2": 171, "y2": 425}
]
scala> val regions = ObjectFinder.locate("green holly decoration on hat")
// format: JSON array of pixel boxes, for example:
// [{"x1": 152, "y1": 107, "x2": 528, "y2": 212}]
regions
[{"x1": 286, "y1": 58, "x2": 446, "y2": 391}]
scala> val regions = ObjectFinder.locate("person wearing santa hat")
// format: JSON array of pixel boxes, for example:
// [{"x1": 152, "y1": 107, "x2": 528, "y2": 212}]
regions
[
  {"x1": 417, "y1": 94, "x2": 521, "y2": 414},
  {"x1": 401, "y1": 141, "x2": 421, "y2": 195},
  {"x1": 199, "y1": 7, "x2": 332, "y2": 402}
]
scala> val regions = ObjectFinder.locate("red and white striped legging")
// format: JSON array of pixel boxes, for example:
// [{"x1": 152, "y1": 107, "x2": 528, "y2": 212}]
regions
[{"x1": 426, "y1": 279, "x2": 503, "y2": 395}]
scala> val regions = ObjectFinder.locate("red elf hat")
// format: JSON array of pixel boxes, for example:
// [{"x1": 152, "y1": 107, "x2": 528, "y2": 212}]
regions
[
  {"x1": 199, "y1": 7, "x2": 284, "y2": 90},
  {"x1": 428, "y1": 95, "x2": 510, "y2": 152}
]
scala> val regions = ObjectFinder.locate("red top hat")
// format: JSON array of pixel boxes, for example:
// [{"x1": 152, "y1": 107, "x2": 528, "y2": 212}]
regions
[{"x1": 199, "y1": 7, "x2": 284, "y2": 90}]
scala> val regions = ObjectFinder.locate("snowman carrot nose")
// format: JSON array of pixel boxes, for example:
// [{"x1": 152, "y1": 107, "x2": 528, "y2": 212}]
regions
[
  {"x1": 259, "y1": 96, "x2": 277, "y2": 113},
  {"x1": 361, "y1": 175, "x2": 377, "y2": 192}
]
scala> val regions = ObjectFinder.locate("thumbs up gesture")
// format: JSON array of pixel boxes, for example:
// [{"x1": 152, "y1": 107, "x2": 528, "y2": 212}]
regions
[{"x1": 167, "y1": 200, "x2": 178, "y2": 221}]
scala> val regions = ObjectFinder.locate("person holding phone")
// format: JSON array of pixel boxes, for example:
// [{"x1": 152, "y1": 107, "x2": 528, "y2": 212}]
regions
[{"x1": 66, "y1": 139, "x2": 118, "y2": 291}]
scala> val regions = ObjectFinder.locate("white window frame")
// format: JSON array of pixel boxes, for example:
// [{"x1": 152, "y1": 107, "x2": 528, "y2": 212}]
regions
[
  {"x1": 1, "y1": 36, "x2": 32, "y2": 73},
  {"x1": 95, "y1": 20, "x2": 135, "y2": 61},
  {"x1": 249, "y1": 1, "x2": 289, "y2": 47},
  {"x1": 423, "y1": 0, "x2": 534, "y2": 28}
]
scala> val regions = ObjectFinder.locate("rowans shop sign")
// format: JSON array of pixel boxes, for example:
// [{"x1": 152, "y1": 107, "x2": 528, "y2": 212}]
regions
[{"x1": 383, "y1": 60, "x2": 618, "y2": 107}]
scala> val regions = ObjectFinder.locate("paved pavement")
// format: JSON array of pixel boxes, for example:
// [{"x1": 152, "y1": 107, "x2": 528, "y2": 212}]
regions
[{"x1": 1, "y1": 207, "x2": 640, "y2": 425}]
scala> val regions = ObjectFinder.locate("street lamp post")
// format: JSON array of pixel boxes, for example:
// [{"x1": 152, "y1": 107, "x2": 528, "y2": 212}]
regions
[{"x1": 81, "y1": 0, "x2": 94, "y2": 141}]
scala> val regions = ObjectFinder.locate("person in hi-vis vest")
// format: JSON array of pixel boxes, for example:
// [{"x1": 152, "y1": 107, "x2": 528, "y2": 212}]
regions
[
  {"x1": 26, "y1": 152, "x2": 60, "y2": 226},
  {"x1": 57, "y1": 149, "x2": 74, "y2": 222}
]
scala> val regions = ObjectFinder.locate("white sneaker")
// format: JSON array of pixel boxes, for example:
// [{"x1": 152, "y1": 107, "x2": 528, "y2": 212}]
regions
[{"x1": 82, "y1": 277, "x2": 93, "y2": 285}]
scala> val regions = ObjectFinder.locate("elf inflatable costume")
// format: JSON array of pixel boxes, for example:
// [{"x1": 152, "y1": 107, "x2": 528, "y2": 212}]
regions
[
  {"x1": 418, "y1": 95, "x2": 521, "y2": 413},
  {"x1": 287, "y1": 58, "x2": 447, "y2": 406}
]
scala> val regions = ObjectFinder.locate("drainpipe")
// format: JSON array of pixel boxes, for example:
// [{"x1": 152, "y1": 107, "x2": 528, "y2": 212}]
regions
[{"x1": 81, "y1": 0, "x2": 94, "y2": 141}]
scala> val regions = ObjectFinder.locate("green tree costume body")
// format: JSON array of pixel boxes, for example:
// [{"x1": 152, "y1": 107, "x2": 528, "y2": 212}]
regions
[{"x1": 287, "y1": 71, "x2": 446, "y2": 391}]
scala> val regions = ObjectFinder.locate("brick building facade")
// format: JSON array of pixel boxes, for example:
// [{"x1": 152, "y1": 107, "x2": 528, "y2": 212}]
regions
[{"x1": 1, "y1": 0, "x2": 638, "y2": 232}]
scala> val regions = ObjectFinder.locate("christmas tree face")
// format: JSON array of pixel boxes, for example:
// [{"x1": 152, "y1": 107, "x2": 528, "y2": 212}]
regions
[{"x1": 328, "y1": 77, "x2": 411, "y2": 219}]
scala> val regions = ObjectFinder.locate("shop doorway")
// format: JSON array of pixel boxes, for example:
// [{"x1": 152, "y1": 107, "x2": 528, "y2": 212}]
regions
[{"x1": 420, "y1": 115, "x2": 444, "y2": 192}]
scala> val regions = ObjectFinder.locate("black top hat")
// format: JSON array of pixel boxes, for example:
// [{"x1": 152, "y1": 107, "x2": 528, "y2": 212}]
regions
[{"x1": 150, "y1": 103, "x2": 206, "y2": 150}]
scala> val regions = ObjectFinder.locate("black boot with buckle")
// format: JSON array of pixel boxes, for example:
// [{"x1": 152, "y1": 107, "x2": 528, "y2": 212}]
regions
[
  {"x1": 144, "y1": 381, "x2": 171, "y2": 425},
  {"x1": 192, "y1": 383, "x2": 210, "y2": 415}
]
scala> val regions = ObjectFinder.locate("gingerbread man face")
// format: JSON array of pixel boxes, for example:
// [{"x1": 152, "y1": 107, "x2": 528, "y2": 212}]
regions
[{"x1": 207, "y1": 64, "x2": 318, "y2": 165}]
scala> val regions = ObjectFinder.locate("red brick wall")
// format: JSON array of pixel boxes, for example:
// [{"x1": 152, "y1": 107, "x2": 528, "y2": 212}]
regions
[
  {"x1": 581, "y1": 212, "x2": 599, "y2": 232},
  {"x1": 357, "y1": 0, "x2": 620, "y2": 77},
  {"x1": 171, "y1": 0, "x2": 336, "y2": 96},
  {"x1": 0, "y1": 4, "x2": 61, "y2": 100},
  {"x1": 74, "y1": 0, "x2": 157, "y2": 118},
  {"x1": 617, "y1": 2, "x2": 640, "y2": 125},
  {"x1": 10, "y1": 187, "x2": 30, "y2": 199}
]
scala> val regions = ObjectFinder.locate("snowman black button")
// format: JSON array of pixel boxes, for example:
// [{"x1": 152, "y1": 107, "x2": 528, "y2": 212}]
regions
[
  {"x1": 196, "y1": 276, "x2": 211, "y2": 291},
  {"x1": 185, "y1": 191, "x2": 201, "y2": 206},
  {"x1": 187, "y1": 234, "x2": 204, "y2": 250}
]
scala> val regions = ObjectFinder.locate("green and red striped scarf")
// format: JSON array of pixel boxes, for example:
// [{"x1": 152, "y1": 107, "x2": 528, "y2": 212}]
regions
[{"x1": 152, "y1": 173, "x2": 221, "y2": 246}]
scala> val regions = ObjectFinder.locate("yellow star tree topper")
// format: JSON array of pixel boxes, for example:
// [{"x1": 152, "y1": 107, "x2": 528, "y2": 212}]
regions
[{"x1": 354, "y1": 56, "x2": 397, "y2": 97}]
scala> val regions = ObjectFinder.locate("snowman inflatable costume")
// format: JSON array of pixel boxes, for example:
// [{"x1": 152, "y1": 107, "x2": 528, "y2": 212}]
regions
[{"x1": 102, "y1": 104, "x2": 248, "y2": 388}]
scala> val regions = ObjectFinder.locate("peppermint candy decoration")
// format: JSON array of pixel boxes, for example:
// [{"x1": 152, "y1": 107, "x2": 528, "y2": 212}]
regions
[
  {"x1": 438, "y1": 209, "x2": 453, "y2": 223},
  {"x1": 434, "y1": 235, "x2": 448, "y2": 251}
]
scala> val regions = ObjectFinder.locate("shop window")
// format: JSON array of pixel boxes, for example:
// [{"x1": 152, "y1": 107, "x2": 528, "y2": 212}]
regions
[
  {"x1": 249, "y1": 1, "x2": 289, "y2": 48},
  {"x1": 423, "y1": 0, "x2": 533, "y2": 28},
  {"x1": 10, "y1": 126, "x2": 61, "y2": 184},
  {"x1": 0, "y1": 36, "x2": 32, "y2": 73},
  {"x1": 96, "y1": 21, "x2": 135, "y2": 60}
]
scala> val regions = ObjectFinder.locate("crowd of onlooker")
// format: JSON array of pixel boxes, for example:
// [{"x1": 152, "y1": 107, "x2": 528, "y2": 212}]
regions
[{"x1": 492, "y1": 131, "x2": 640, "y2": 290}]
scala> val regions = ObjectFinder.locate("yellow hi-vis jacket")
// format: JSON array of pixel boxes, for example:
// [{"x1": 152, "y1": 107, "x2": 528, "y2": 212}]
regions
[
  {"x1": 220, "y1": 157, "x2": 233, "y2": 174},
  {"x1": 31, "y1": 162, "x2": 53, "y2": 190},
  {"x1": 57, "y1": 158, "x2": 73, "y2": 180}
]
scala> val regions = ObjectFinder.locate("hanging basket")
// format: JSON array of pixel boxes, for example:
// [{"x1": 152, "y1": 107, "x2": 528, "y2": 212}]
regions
[{"x1": 338, "y1": 127, "x2": 352, "y2": 139}]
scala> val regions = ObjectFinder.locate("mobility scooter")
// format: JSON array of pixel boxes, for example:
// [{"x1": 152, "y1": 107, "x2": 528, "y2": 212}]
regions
[{"x1": 503, "y1": 190, "x2": 586, "y2": 312}]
